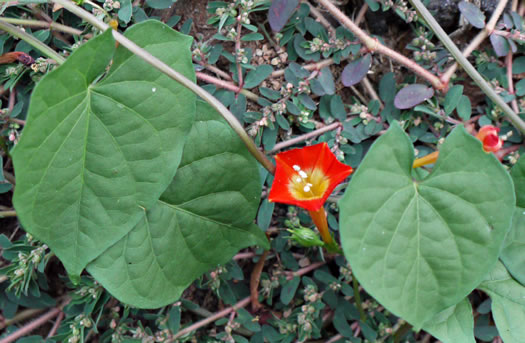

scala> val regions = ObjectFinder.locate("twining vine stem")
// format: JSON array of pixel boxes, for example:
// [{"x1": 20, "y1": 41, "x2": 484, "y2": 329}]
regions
[
  {"x1": 0, "y1": 17, "x2": 84, "y2": 36},
  {"x1": 0, "y1": 20, "x2": 65, "y2": 63}
]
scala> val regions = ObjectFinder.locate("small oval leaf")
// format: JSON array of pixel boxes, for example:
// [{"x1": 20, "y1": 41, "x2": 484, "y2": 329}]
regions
[
  {"x1": 394, "y1": 84, "x2": 434, "y2": 109},
  {"x1": 341, "y1": 54, "x2": 372, "y2": 87},
  {"x1": 458, "y1": 1, "x2": 485, "y2": 29},
  {"x1": 490, "y1": 34, "x2": 509, "y2": 57},
  {"x1": 317, "y1": 67, "x2": 335, "y2": 95},
  {"x1": 243, "y1": 64, "x2": 274, "y2": 89},
  {"x1": 457, "y1": 95, "x2": 472, "y2": 120},
  {"x1": 268, "y1": 0, "x2": 299, "y2": 32}
]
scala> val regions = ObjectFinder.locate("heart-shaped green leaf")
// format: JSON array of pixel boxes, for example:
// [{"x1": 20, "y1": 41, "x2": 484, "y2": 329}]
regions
[
  {"x1": 87, "y1": 101, "x2": 269, "y2": 308},
  {"x1": 422, "y1": 298, "x2": 475, "y2": 343},
  {"x1": 339, "y1": 122, "x2": 515, "y2": 328},
  {"x1": 500, "y1": 155, "x2": 525, "y2": 285},
  {"x1": 12, "y1": 21, "x2": 196, "y2": 278},
  {"x1": 479, "y1": 261, "x2": 525, "y2": 343}
]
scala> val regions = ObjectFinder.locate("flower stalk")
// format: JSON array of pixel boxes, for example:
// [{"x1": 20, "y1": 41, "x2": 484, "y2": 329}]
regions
[
  {"x1": 308, "y1": 207, "x2": 340, "y2": 253},
  {"x1": 308, "y1": 207, "x2": 332, "y2": 245}
]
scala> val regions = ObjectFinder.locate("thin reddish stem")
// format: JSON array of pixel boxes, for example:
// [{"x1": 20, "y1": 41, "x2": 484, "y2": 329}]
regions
[
  {"x1": 315, "y1": 0, "x2": 445, "y2": 90},
  {"x1": 326, "y1": 334, "x2": 344, "y2": 343},
  {"x1": 0, "y1": 308, "x2": 61, "y2": 343},
  {"x1": 306, "y1": 1, "x2": 336, "y2": 37},
  {"x1": 271, "y1": 57, "x2": 345, "y2": 78},
  {"x1": 46, "y1": 311, "x2": 64, "y2": 338},
  {"x1": 194, "y1": 57, "x2": 232, "y2": 81},
  {"x1": 355, "y1": 2, "x2": 368, "y2": 26},
  {"x1": 506, "y1": 52, "x2": 520, "y2": 113},
  {"x1": 171, "y1": 297, "x2": 251, "y2": 340},
  {"x1": 286, "y1": 260, "x2": 327, "y2": 280},
  {"x1": 495, "y1": 145, "x2": 520, "y2": 161},
  {"x1": 196, "y1": 72, "x2": 259, "y2": 101},
  {"x1": 233, "y1": 251, "x2": 256, "y2": 260},
  {"x1": 269, "y1": 122, "x2": 342, "y2": 153},
  {"x1": 250, "y1": 250, "x2": 269, "y2": 312},
  {"x1": 8, "y1": 88, "x2": 16, "y2": 112},
  {"x1": 235, "y1": 19, "x2": 243, "y2": 89}
]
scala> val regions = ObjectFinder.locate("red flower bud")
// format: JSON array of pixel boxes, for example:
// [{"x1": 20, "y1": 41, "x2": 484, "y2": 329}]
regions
[{"x1": 476, "y1": 125, "x2": 503, "y2": 152}]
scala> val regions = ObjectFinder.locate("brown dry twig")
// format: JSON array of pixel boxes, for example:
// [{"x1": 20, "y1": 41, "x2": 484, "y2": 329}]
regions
[
  {"x1": 250, "y1": 250, "x2": 270, "y2": 312},
  {"x1": 0, "y1": 308, "x2": 62, "y2": 343}
]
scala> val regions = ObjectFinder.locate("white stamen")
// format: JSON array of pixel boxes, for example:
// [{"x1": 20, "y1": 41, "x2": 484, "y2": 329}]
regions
[
  {"x1": 306, "y1": 183, "x2": 313, "y2": 187},
  {"x1": 303, "y1": 185, "x2": 311, "y2": 192},
  {"x1": 293, "y1": 165, "x2": 301, "y2": 171},
  {"x1": 299, "y1": 170, "x2": 308, "y2": 179},
  {"x1": 295, "y1": 177, "x2": 302, "y2": 182}
]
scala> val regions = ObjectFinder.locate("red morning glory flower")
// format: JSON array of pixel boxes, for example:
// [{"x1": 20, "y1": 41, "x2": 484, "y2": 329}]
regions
[{"x1": 268, "y1": 142, "x2": 353, "y2": 211}]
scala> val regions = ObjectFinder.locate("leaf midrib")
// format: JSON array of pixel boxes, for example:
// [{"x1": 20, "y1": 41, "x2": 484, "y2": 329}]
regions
[{"x1": 158, "y1": 200, "x2": 253, "y2": 235}]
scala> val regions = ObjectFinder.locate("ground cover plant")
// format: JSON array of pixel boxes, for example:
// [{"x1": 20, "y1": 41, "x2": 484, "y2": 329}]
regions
[{"x1": 0, "y1": 0, "x2": 525, "y2": 342}]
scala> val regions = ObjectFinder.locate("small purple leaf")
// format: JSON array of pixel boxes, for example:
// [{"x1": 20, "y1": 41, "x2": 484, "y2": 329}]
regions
[
  {"x1": 503, "y1": 13, "x2": 513, "y2": 29},
  {"x1": 458, "y1": 1, "x2": 485, "y2": 29},
  {"x1": 394, "y1": 84, "x2": 434, "y2": 109},
  {"x1": 268, "y1": 0, "x2": 299, "y2": 32},
  {"x1": 341, "y1": 54, "x2": 372, "y2": 87},
  {"x1": 508, "y1": 37, "x2": 517, "y2": 53},
  {"x1": 490, "y1": 34, "x2": 509, "y2": 57}
]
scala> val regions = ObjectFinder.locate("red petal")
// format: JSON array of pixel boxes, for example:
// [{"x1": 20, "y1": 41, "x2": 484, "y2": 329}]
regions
[
  {"x1": 483, "y1": 134, "x2": 503, "y2": 152},
  {"x1": 268, "y1": 143, "x2": 353, "y2": 211}
]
